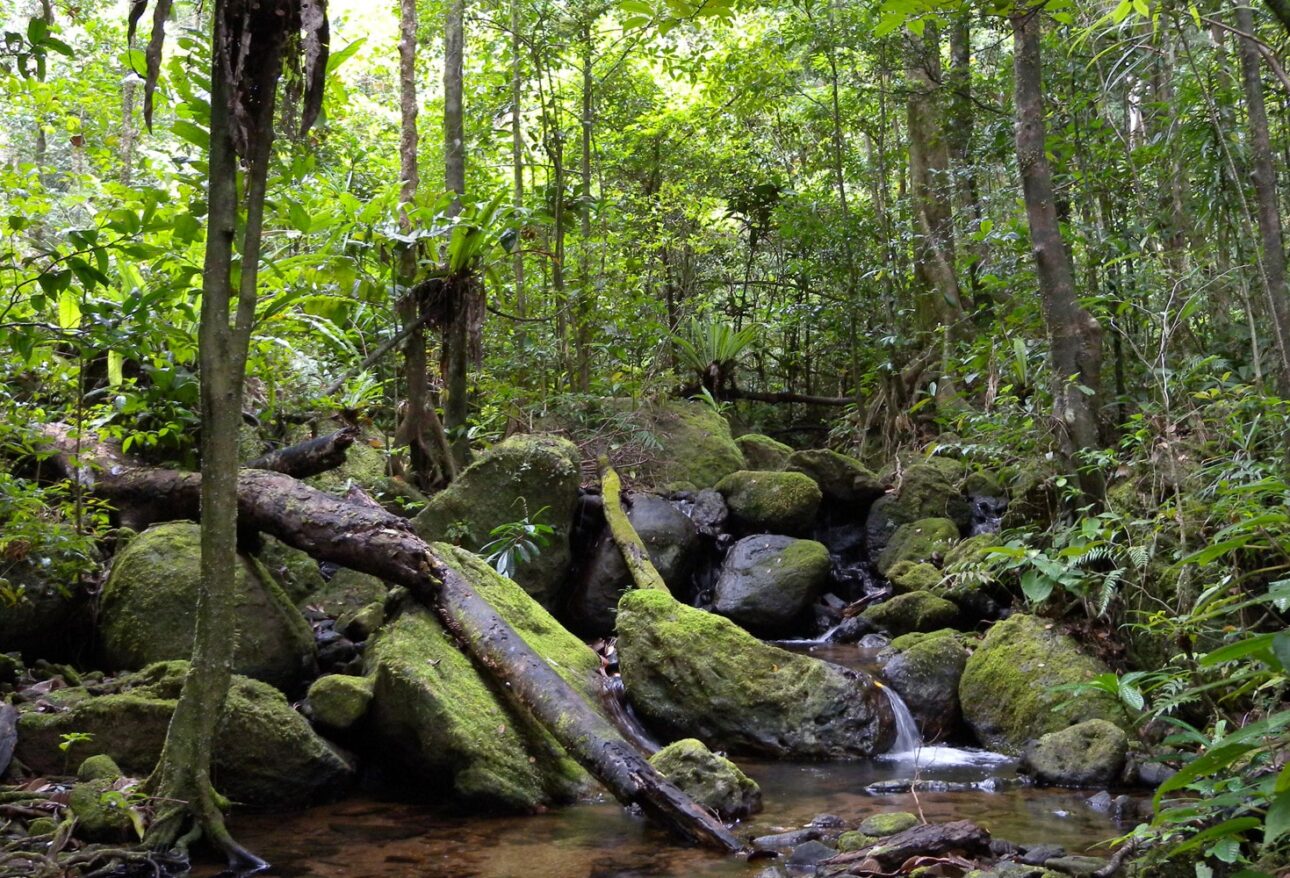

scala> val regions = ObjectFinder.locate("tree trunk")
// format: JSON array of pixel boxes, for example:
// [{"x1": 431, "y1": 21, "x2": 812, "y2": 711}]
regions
[
  {"x1": 1236, "y1": 2, "x2": 1290, "y2": 393},
  {"x1": 511, "y1": 0, "x2": 527, "y2": 352},
  {"x1": 444, "y1": 0, "x2": 470, "y2": 464},
  {"x1": 575, "y1": 27, "x2": 594, "y2": 392},
  {"x1": 1011, "y1": 6, "x2": 1105, "y2": 503},
  {"x1": 599, "y1": 460, "x2": 668, "y2": 592},
  {"x1": 947, "y1": 11, "x2": 984, "y2": 304}
]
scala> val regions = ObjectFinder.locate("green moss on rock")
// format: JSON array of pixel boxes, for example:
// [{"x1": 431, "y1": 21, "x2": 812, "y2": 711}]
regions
[
  {"x1": 1021, "y1": 719, "x2": 1128, "y2": 787},
  {"x1": 69, "y1": 779, "x2": 134, "y2": 841},
  {"x1": 858, "y1": 811, "x2": 919, "y2": 836},
  {"x1": 637, "y1": 401, "x2": 746, "y2": 489},
  {"x1": 258, "y1": 536, "x2": 326, "y2": 605},
  {"x1": 413, "y1": 434, "x2": 581, "y2": 607},
  {"x1": 880, "y1": 629, "x2": 968, "y2": 741},
  {"x1": 959, "y1": 614, "x2": 1124, "y2": 753},
  {"x1": 786, "y1": 449, "x2": 883, "y2": 506},
  {"x1": 648, "y1": 738, "x2": 762, "y2": 820},
  {"x1": 866, "y1": 464, "x2": 971, "y2": 554},
  {"x1": 100, "y1": 522, "x2": 317, "y2": 691},
  {"x1": 737, "y1": 434, "x2": 793, "y2": 471},
  {"x1": 716, "y1": 470, "x2": 822, "y2": 536},
  {"x1": 306, "y1": 434, "x2": 389, "y2": 496},
  {"x1": 1001, "y1": 461, "x2": 1061, "y2": 529},
  {"x1": 837, "y1": 831, "x2": 878, "y2": 852},
  {"x1": 886, "y1": 561, "x2": 943, "y2": 594},
  {"x1": 861, "y1": 592, "x2": 959, "y2": 635},
  {"x1": 713, "y1": 536, "x2": 830, "y2": 634},
  {"x1": 308, "y1": 674, "x2": 374, "y2": 731},
  {"x1": 877, "y1": 518, "x2": 960, "y2": 576},
  {"x1": 76, "y1": 754, "x2": 122, "y2": 782},
  {"x1": 302, "y1": 567, "x2": 388, "y2": 619},
  {"x1": 615, "y1": 589, "x2": 893, "y2": 757}
]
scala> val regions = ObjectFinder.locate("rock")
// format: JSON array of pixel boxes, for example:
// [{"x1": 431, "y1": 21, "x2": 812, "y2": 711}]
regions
[
  {"x1": 715, "y1": 470, "x2": 822, "y2": 536},
  {"x1": 863, "y1": 820, "x2": 991, "y2": 870},
  {"x1": 647, "y1": 738, "x2": 762, "y2": 820},
  {"x1": 788, "y1": 840, "x2": 837, "y2": 866},
  {"x1": 858, "y1": 811, "x2": 920, "y2": 836},
  {"x1": 99, "y1": 522, "x2": 317, "y2": 691},
  {"x1": 305, "y1": 432, "x2": 389, "y2": 496},
  {"x1": 616, "y1": 588, "x2": 893, "y2": 757},
  {"x1": 0, "y1": 556, "x2": 94, "y2": 661},
  {"x1": 963, "y1": 469, "x2": 1006, "y2": 499},
  {"x1": 412, "y1": 434, "x2": 581, "y2": 608},
  {"x1": 1022, "y1": 719, "x2": 1129, "y2": 787},
  {"x1": 307, "y1": 674, "x2": 374, "y2": 732},
  {"x1": 570, "y1": 494, "x2": 701, "y2": 635},
  {"x1": 959, "y1": 614, "x2": 1124, "y2": 753},
  {"x1": 881, "y1": 629, "x2": 968, "y2": 741},
  {"x1": 69, "y1": 779, "x2": 135, "y2": 841},
  {"x1": 737, "y1": 434, "x2": 793, "y2": 470},
  {"x1": 258, "y1": 535, "x2": 326, "y2": 605},
  {"x1": 786, "y1": 449, "x2": 884, "y2": 509},
  {"x1": 1020, "y1": 844, "x2": 1067, "y2": 865},
  {"x1": 886, "y1": 561, "x2": 943, "y2": 593},
  {"x1": 301, "y1": 566, "x2": 387, "y2": 617},
  {"x1": 837, "y1": 831, "x2": 878, "y2": 851},
  {"x1": 336, "y1": 601, "x2": 385, "y2": 642},
  {"x1": 753, "y1": 827, "x2": 821, "y2": 849},
  {"x1": 14, "y1": 661, "x2": 354, "y2": 807},
  {"x1": 634, "y1": 400, "x2": 746, "y2": 489},
  {"x1": 688, "y1": 488, "x2": 729, "y2": 537},
  {"x1": 943, "y1": 532, "x2": 1001, "y2": 568},
  {"x1": 876, "y1": 517, "x2": 960, "y2": 576},
  {"x1": 77, "y1": 754, "x2": 123, "y2": 782},
  {"x1": 861, "y1": 592, "x2": 958, "y2": 635},
  {"x1": 365, "y1": 544, "x2": 600, "y2": 809},
  {"x1": 712, "y1": 535, "x2": 830, "y2": 634},
  {"x1": 865, "y1": 464, "x2": 972, "y2": 555},
  {"x1": 1044, "y1": 856, "x2": 1110, "y2": 876},
  {"x1": 1001, "y1": 461, "x2": 1061, "y2": 529}
]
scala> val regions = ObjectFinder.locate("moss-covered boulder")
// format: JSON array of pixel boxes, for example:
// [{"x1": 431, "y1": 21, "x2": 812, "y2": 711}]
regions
[
  {"x1": 305, "y1": 432, "x2": 390, "y2": 496},
  {"x1": 861, "y1": 592, "x2": 959, "y2": 635},
  {"x1": 865, "y1": 464, "x2": 972, "y2": 555},
  {"x1": 716, "y1": 470, "x2": 822, "y2": 536},
  {"x1": 77, "y1": 754, "x2": 123, "y2": 782},
  {"x1": 412, "y1": 434, "x2": 581, "y2": 608},
  {"x1": 14, "y1": 661, "x2": 354, "y2": 807},
  {"x1": 857, "y1": 811, "x2": 920, "y2": 836},
  {"x1": 100, "y1": 522, "x2": 317, "y2": 691},
  {"x1": 786, "y1": 449, "x2": 884, "y2": 507},
  {"x1": 365, "y1": 545, "x2": 600, "y2": 809},
  {"x1": 737, "y1": 434, "x2": 793, "y2": 471},
  {"x1": 635, "y1": 400, "x2": 746, "y2": 489},
  {"x1": 959, "y1": 614, "x2": 1124, "y2": 753},
  {"x1": 258, "y1": 536, "x2": 326, "y2": 605},
  {"x1": 712, "y1": 535, "x2": 830, "y2": 635},
  {"x1": 876, "y1": 518, "x2": 961, "y2": 576},
  {"x1": 1001, "y1": 461, "x2": 1061, "y2": 530},
  {"x1": 300, "y1": 567, "x2": 387, "y2": 620},
  {"x1": 1021, "y1": 719, "x2": 1128, "y2": 787},
  {"x1": 69, "y1": 778, "x2": 136, "y2": 841},
  {"x1": 648, "y1": 738, "x2": 762, "y2": 820},
  {"x1": 886, "y1": 561, "x2": 943, "y2": 594},
  {"x1": 616, "y1": 589, "x2": 893, "y2": 757},
  {"x1": 308, "y1": 674, "x2": 374, "y2": 732},
  {"x1": 880, "y1": 629, "x2": 968, "y2": 741},
  {"x1": 0, "y1": 556, "x2": 94, "y2": 662}
]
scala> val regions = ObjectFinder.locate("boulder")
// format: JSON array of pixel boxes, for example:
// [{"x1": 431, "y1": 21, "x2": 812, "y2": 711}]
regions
[
  {"x1": 69, "y1": 778, "x2": 135, "y2": 841},
  {"x1": 716, "y1": 470, "x2": 822, "y2": 536},
  {"x1": 886, "y1": 561, "x2": 943, "y2": 593},
  {"x1": 258, "y1": 535, "x2": 326, "y2": 605},
  {"x1": 304, "y1": 432, "x2": 389, "y2": 496},
  {"x1": 632, "y1": 400, "x2": 746, "y2": 490},
  {"x1": 959, "y1": 614, "x2": 1124, "y2": 753},
  {"x1": 737, "y1": 434, "x2": 793, "y2": 471},
  {"x1": 786, "y1": 449, "x2": 884, "y2": 507},
  {"x1": 0, "y1": 557, "x2": 94, "y2": 662},
  {"x1": 1001, "y1": 461, "x2": 1061, "y2": 530},
  {"x1": 307, "y1": 674, "x2": 374, "y2": 732},
  {"x1": 14, "y1": 661, "x2": 354, "y2": 807},
  {"x1": 616, "y1": 589, "x2": 894, "y2": 758},
  {"x1": 300, "y1": 567, "x2": 387, "y2": 619},
  {"x1": 687, "y1": 488, "x2": 729, "y2": 537},
  {"x1": 648, "y1": 738, "x2": 762, "y2": 820},
  {"x1": 861, "y1": 592, "x2": 958, "y2": 636},
  {"x1": 365, "y1": 545, "x2": 601, "y2": 809},
  {"x1": 1022, "y1": 719, "x2": 1128, "y2": 787},
  {"x1": 858, "y1": 811, "x2": 920, "y2": 836},
  {"x1": 865, "y1": 464, "x2": 972, "y2": 555},
  {"x1": 99, "y1": 522, "x2": 317, "y2": 691},
  {"x1": 712, "y1": 535, "x2": 830, "y2": 634},
  {"x1": 413, "y1": 434, "x2": 581, "y2": 608},
  {"x1": 876, "y1": 517, "x2": 960, "y2": 576},
  {"x1": 569, "y1": 494, "x2": 700, "y2": 635},
  {"x1": 880, "y1": 630, "x2": 968, "y2": 741}
]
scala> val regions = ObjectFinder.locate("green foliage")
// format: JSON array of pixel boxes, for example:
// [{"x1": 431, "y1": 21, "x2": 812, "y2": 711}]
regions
[
  {"x1": 671, "y1": 319, "x2": 761, "y2": 381},
  {"x1": 478, "y1": 504, "x2": 554, "y2": 580}
]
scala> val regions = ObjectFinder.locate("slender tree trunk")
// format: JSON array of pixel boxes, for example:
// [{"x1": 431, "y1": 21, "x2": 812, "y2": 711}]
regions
[
  {"x1": 444, "y1": 0, "x2": 469, "y2": 462},
  {"x1": 575, "y1": 26, "x2": 594, "y2": 392},
  {"x1": 947, "y1": 11, "x2": 984, "y2": 305},
  {"x1": 511, "y1": 0, "x2": 527, "y2": 352},
  {"x1": 1236, "y1": 2, "x2": 1290, "y2": 392},
  {"x1": 1011, "y1": 6, "x2": 1105, "y2": 503}
]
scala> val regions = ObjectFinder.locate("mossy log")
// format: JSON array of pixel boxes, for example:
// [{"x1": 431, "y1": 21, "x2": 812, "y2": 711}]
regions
[
  {"x1": 244, "y1": 427, "x2": 359, "y2": 478},
  {"x1": 86, "y1": 464, "x2": 743, "y2": 853},
  {"x1": 598, "y1": 458, "x2": 668, "y2": 592}
]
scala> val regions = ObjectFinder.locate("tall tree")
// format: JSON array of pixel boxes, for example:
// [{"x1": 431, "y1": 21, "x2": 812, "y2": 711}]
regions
[{"x1": 444, "y1": 0, "x2": 470, "y2": 462}]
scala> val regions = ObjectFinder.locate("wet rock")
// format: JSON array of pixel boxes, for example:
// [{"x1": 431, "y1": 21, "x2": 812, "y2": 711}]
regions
[
  {"x1": 1084, "y1": 790, "x2": 1113, "y2": 812},
  {"x1": 810, "y1": 813, "x2": 847, "y2": 828},
  {"x1": 1019, "y1": 844, "x2": 1066, "y2": 865},
  {"x1": 861, "y1": 591, "x2": 958, "y2": 635},
  {"x1": 857, "y1": 811, "x2": 919, "y2": 836},
  {"x1": 308, "y1": 674, "x2": 374, "y2": 732},
  {"x1": 785, "y1": 449, "x2": 883, "y2": 507},
  {"x1": 1044, "y1": 855, "x2": 1109, "y2": 876},
  {"x1": 787, "y1": 840, "x2": 836, "y2": 866},
  {"x1": 886, "y1": 561, "x2": 943, "y2": 593},
  {"x1": 366, "y1": 544, "x2": 600, "y2": 809},
  {"x1": 825, "y1": 616, "x2": 875, "y2": 644},
  {"x1": 616, "y1": 589, "x2": 894, "y2": 758},
  {"x1": 647, "y1": 738, "x2": 762, "y2": 820},
  {"x1": 413, "y1": 434, "x2": 582, "y2": 608},
  {"x1": 876, "y1": 517, "x2": 960, "y2": 576},
  {"x1": 259, "y1": 535, "x2": 326, "y2": 605},
  {"x1": 880, "y1": 629, "x2": 968, "y2": 741},
  {"x1": 858, "y1": 633, "x2": 890, "y2": 650},
  {"x1": 959, "y1": 614, "x2": 1124, "y2": 753},
  {"x1": 753, "y1": 827, "x2": 821, "y2": 849},
  {"x1": 716, "y1": 470, "x2": 822, "y2": 536},
  {"x1": 15, "y1": 661, "x2": 354, "y2": 808},
  {"x1": 570, "y1": 494, "x2": 700, "y2": 635},
  {"x1": 100, "y1": 521, "x2": 317, "y2": 691},
  {"x1": 865, "y1": 463, "x2": 972, "y2": 555},
  {"x1": 688, "y1": 488, "x2": 729, "y2": 537},
  {"x1": 713, "y1": 535, "x2": 830, "y2": 634},
  {"x1": 1022, "y1": 719, "x2": 1128, "y2": 787},
  {"x1": 737, "y1": 434, "x2": 794, "y2": 470},
  {"x1": 1134, "y1": 759, "x2": 1178, "y2": 787},
  {"x1": 837, "y1": 831, "x2": 877, "y2": 852}
]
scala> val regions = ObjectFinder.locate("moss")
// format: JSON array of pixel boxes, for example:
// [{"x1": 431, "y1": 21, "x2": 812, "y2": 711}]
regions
[
  {"x1": 615, "y1": 588, "x2": 893, "y2": 757},
  {"x1": 27, "y1": 817, "x2": 59, "y2": 836},
  {"x1": 336, "y1": 601, "x2": 385, "y2": 641},
  {"x1": 861, "y1": 592, "x2": 959, "y2": 635},
  {"x1": 639, "y1": 401, "x2": 746, "y2": 489},
  {"x1": 857, "y1": 811, "x2": 919, "y2": 836},
  {"x1": 877, "y1": 518, "x2": 960, "y2": 576},
  {"x1": 1022, "y1": 719, "x2": 1128, "y2": 787},
  {"x1": 1001, "y1": 460, "x2": 1061, "y2": 529},
  {"x1": 648, "y1": 738, "x2": 762, "y2": 820},
  {"x1": 306, "y1": 434, "x2": 390, "y2": 495},
  {"x1": 100, "y1": 522, "x2": 316, "y2": 691},
  {"x1": 713, "y1": 536, "x2": 830, "y2": 634},
  {"x1": 258, "y1": 536, "x2": 326, "y2": 605},
  {"x1": 943, "y1": 533, "x2": 1000, "y2": 568},
  {"x1": 962, "y1": 469, "x2": 1006, "y2": 498},
  {"x1": 737, "y1": 434, "x2": 794, "y2": 471},
  {"x1": 68, "y1": 779, "x2": 134, "y2": 841},
  {"x1": 308, "y1": 674, "x2": 374, "y2": 731},
  {"x1": 786, "y1": 449, "x2": 884, "y2": 505},
  {"x1": 866, "y1": 464, "x2": 971, "y2": 553},
  {"x1": 716, "y1": 470, "x2": 822, "y2": 535},
  {"x1": 886, "y1": 561, "x2": 944, "y2": 594},
  {"x1": 302, "y1": 567, "x2": 387, "y2": 618},
  {"x1": 365, "y1": 544, "x2": 600, "y2": 809},
  {"x1": 76, "y1": 754, "x2": 122, "y2": 782},
  {"x1": 959, "y1": 614, "x2": 1124, "y2": 753},
  {"x1": 413, "y1": 434, "x2": 581, "y2": 607},
  {"x1": 837, "y1": 831, "x2": 878, "y2": 852}
]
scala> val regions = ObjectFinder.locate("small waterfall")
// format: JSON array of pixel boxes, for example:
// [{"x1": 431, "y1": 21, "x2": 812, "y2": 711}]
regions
[{"x1": 880, "y1": 684, "x2": 923, "y2": 755}]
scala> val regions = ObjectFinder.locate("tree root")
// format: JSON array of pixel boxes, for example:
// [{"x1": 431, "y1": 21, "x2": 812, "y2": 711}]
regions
[{"x1": 143, "y1": 770, "x2": 266, "y2": 874}]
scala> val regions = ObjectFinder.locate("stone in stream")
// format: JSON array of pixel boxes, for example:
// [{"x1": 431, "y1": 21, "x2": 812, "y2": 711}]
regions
[
  {"x1": 712, "y1": 534, "x2": 831, "y2": 635},
  {"x1": 716, "y1": 470, "x2": 823, "y2": 536},
  {"x1": 307, "y1": 673, "x2": 374, "y2": 732},
  {"x1": 647, "y1": 738, "x2": 762, "y2": 820},
  {"x1": 99, "y1": 521, "x2": 318, "y2": 692},
  {"x1": 876, "y1": 517, "x2": 961, "y2": 576},
  {"x1": 879, "y1": 629, "x2": 969, "y2": 741},
  {"x1": 616, "y1": 588, "x2": 894, "y2": 758},
  {"x1": 736, "y1": 433, "x2": 794, "y2": 470},
  {"x1": 687, "y1": 488, "x2": 729, "y2": 537},
  {"x1": 959, "y1": 614, "x2": 1125, "y2": 753},
  {"x1": 785, "y1": 449, "x2": 884, "y2": 507},
  {"x1": 413, "y1": 434, "x2": 582, "y2": 609},
  {"x1": 1022, "y1": 719, "x2": 1129, "y2": 787},
  {"x1": 1043, "y1": 856, "x2": 1111, "y2": 877},
  {"x1": 865, "y1": 463, "x2": 972, "y2": 555},
  {"x1": 861, "y1": 591, "x2": 959, "y2": 636},
  {"x1": 857, "y1": 811, "x2": 919, "y2": 836}
]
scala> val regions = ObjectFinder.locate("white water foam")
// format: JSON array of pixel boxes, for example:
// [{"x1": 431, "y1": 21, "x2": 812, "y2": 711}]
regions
[{"x1": 877, "y1": 685, "x2": 1014, "y2": 769}]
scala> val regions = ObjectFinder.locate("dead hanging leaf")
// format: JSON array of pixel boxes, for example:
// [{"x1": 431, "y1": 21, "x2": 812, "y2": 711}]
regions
[{"x1": 127, "y1": 0, "x2": 173, "y2": 130}]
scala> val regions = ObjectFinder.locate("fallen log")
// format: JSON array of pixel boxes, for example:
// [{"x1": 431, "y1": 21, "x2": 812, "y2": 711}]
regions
[
  {"x1": 598, "y1": 459, "x2": 668, "y2": 592},
  {"x1": 87, "y1": 464, "x2": 743, "y2": 853},
  {"x1": 822, "y1": 820, "x2": 991, "y2": 873},
  {"x1": 245, "y1": 427, "x2": 360, "y2": 478}
]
